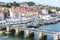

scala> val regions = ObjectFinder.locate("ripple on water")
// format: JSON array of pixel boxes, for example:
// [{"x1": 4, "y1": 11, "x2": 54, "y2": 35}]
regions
[{"x1": 39, "y1": 22, "x2": 60, "y2": 32}]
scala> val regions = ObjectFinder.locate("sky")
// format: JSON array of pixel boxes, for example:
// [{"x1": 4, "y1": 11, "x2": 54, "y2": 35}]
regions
[{"x1": 0, "y1": 0, "x2": 60, "y2": 7}]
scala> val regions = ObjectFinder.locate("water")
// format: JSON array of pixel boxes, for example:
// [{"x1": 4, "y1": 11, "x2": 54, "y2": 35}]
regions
[
  {"x1": 0, "y1": 34, "x2": 35, "y2": 40},
  {"x1": 39, "y1": 22, "x2": 60, "y2": 40},
  {"x1": 39, "y1": 22, "x2": 60, "y2": 32},
  {"x1": 0, "y1": 23, "x2": 60, "y2": 40}
]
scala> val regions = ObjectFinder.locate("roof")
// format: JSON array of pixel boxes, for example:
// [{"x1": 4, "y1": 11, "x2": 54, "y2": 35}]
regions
[{"x1": 10, "y1": 6, "x2": 39, "y2": 14}]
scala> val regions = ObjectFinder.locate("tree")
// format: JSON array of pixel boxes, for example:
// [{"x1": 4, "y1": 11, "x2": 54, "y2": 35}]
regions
[
  {"x1": 6, "y1": 3, "x2": 11, "y2": 8},
  {"x1": 56, "y1": 7, "x2": 60, "y2": 11},
  {"x1": 14, "y1": 1, "x2": 16, "y2": 4},
  {"x1": 6, "y1": 1, "x2": 19, "y2": 7},
  {"x1": 48, "y1": 10, "x2": 55, "y2": 14},
  {"x1": 13, "y1": 1, "x2": 19, "y2": 6},
  {"x1": 9, "y1": 1, "x2": 19, "y2": 6},
  {"x1": 27, "y1": 2, "x2": 35, "y2": 6}
]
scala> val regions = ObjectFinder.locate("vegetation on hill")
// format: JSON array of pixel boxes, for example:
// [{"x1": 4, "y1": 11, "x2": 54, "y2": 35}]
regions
[
  {"x1": 0, "y1": 1, "x2": 60, "y2": 13},
  {"x1": 49, "y1": 6, "x2": 60, "y2": 11},
  {"x1": 6, "y1": 1, "x2": 19, "y2": 8},
  {"x1": 26, "y1": 2, "x2": 35, "y2": 6},
  {"x1": 6, "y1": 1, "x2": 35, "y2": 7}
]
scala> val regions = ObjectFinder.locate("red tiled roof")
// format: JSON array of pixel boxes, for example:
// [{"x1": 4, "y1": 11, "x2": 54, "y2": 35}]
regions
[{"x1": 11, "y1": 6, "x2": 39, "y2": 15}]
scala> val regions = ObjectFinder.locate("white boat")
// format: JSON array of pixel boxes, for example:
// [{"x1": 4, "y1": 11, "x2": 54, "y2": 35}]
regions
[{"x1": 3, "y1": 36, "x2": 8, "y2": 39}]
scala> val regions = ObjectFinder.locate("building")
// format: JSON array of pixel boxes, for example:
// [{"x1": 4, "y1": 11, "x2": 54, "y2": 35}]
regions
[
  {"x1": 19, "y1": 2, "x2": 29, "y2": 7},
  {"x1": 0, "y1": 11, "x2": 4, "y2": 20},
  {"x1": 56, "y1": 11, "x2": 60, "y2": 16},
  {"x1": 9, "y1": 6, "x2": 39, "y2": 19},
  {"x1": 41, "y1": 15, "x2": 51, "y2": 20},
  {"x1": 41, "y1": 8, "x2": 48, "y2": 14},
  {"x1": 0, "y1": 8, "x2": 7, "y2": 20},
  {"x1": 0, "y1": 2, "x2": 6, "y2": 7},
  {"x1": 9, "y1": 7, "x2": 22, "y2": 19},
  {"x1": 51, "y1": 9, "x2": 57, "y2": 13}
]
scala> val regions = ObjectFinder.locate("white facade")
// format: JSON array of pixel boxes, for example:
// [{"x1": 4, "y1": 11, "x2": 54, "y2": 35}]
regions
[
  {"x1": 9, "y1": 9, "x2": 22, "y2": 19},
  {"x1": 0, "y1": 13, "x2": 4, "y2": 20},
  {"x1": 9, "y1": 9, "x2": 14, "y2": 19},
  {"x1": 57, "y1": 11, "x2": 60, "y2": 14},
  {"x1": 42, "y1": 9, "x2": 48, "y2": 14},
  {"x1": 26, "y1": 12, "x2": 34, "y2": 16},
  {"x1": 42, "y1": 15, "x2": 51, "y2": 20}
]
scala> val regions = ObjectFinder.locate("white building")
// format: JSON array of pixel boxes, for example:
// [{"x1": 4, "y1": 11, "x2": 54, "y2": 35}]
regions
[
  {"x1": 42, "y1": 8, "x2": 48, "y2": 14},
  {"x1": 57, "y1": 11, "x2": 60, "y2": 14},
  {"x1": 42, "y1": 15, "x2": 52, "y2": 20},
  {"x1": 9, "y1": 9, "x2": 14, "y2": 19},
  {"x1": 9, "y1": 9, "x2": 22, "y2": 19},
  {"x1": 0, "y1": 12, "x2": 4, "y2": 20}
]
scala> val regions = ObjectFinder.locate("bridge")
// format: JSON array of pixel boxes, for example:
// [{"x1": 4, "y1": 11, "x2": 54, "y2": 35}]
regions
[{"x1": 0, "y1": 20, "x2": 60, "y2": 40}]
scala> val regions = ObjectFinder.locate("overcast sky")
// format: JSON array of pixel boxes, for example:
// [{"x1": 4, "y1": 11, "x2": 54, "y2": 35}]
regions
[{"x1": 0, "y1": 0, "x2": 60, "y2": 7}]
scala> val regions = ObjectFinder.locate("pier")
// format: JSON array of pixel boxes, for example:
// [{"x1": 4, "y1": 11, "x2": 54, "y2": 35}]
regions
[{"x1": 0, "y1": 21, "x2": 60, "y2": 40}]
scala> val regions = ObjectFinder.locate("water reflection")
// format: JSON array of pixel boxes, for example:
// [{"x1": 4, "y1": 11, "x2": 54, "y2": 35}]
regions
[
  {"x1": 0, "y1": 34, "x2": 54, "y2": 40},
  {"x1": 26, "y1": 37, "x2": 35, "y2": 40},
  {"x1": 47, "y1": 35, "x2": 53, "y2": 40}
]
